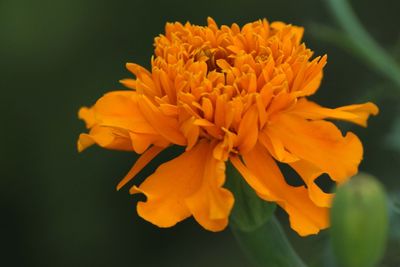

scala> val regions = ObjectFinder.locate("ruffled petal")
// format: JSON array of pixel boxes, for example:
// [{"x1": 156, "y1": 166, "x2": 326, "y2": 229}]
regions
[
  {"x1": 266, "y1": 113, "x2": 363, "y2": 183},
  {"x1": 79, "y1": 91, "x2": 158, "y2": 134},
  {"x1": 290, "y1": 98, "x2": 379, "y2": 127},
  {"x1": 77, "y1": 91, "x2": 169, "y2": 153},
  {"x1": 132, "y1": 141, "x2": 233, "y2": 231},
  {"x1": 258, "y1": 129, "x2": 333, "y2": 207},
  {"x1": 289, "y1": 160, "x2": 333, "y2": 208},
  {"x1": 185, "y1": 146, "x2": 234, "y2": 231},
  {"x1": 230, "y1": 143, "x2": 329, "y2": 236},
  {"x1": 77, "y1": 126, "x2": 133, "y2": 152}
]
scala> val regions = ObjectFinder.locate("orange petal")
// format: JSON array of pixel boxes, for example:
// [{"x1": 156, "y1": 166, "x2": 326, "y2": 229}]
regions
[
  {"x1": 185, "y1": 145, "x2": 234, "y2": 231},
  {"x1": 116, "y1": 146, "x2": 164, "y2": 190},
  {"x1": 236, "y1": 105, "x2": 259, "y2": 154},
  {"x1": 119, "y1": 78, "x2": 137, "y2": 90},
  {"x1": 293, "y1": 55, "x2": 327, "y2": 97},
  {"x1": 77, "y1": 91, "x2": 169, "y2": 153},
  {"x1": 128, "y1": 132, "x2": 169, "y2": 154},
  {"x1": 132, "y1": 141, "x2": 233, "y2": 231},
  {"x1": 230, "y1": 143, "x2": 329, "y2": 236},
  {"x1": 77, "y1": 133, "x2": 95, "y2": 152},
  {"x1": 77, "y1": 126, "x2": 133, "y2": 152},
  {"x1": 89, "y1": 91, "x2": 158, "y2": 134},
  {"x1": 290, "y1": 98, "x2": 378, "y2": 127},
  {"x1": 336, "y1": 102, "x2": 379, "y2": 127},
  {"x1": 78, "y1": 107, "x2": 96, "y2": 128},
  {"x1": 267, "y1": 113, "x2": 363, "y2": 182},
  {"x1": 137, "y1": 95, "x2": 186, "y2": 146},
  {"x1": 289, "y1": 160, "x2": 333, "y2": 208},
  {"x1": 258, "y1": 130, "x2": 299, "y2": 163}
]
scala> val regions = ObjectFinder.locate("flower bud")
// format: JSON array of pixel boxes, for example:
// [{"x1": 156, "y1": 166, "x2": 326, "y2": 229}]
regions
[{"x1": 330, "y1": 173, "x2": 388, "y2": 267}]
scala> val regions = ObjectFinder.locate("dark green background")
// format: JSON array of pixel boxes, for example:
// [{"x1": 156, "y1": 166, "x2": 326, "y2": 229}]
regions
[{"x1": 1, "y1": 0, "x2": 399, "y2": 266}]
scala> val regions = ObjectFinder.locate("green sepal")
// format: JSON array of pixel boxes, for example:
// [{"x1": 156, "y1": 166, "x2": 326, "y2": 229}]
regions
[
  {"x1": 226, "y1": 161, "x2": 307, "y2": 267},
  {"x1": 226, "y1": 161, "x2": 276, "y2": 232}
]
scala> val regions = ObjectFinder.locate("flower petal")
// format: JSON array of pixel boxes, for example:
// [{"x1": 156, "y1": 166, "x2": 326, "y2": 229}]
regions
[
  {"x1": 230, "y1": 143, "x2": 329, "y2": 236},
  {"x1": 258, "y1": 130, "x2": 299, "y2": 163},
  {"x1": 185, "y1": 147, "x2": 234, "y2": 231},
  {"x1": 137, "y1": 95, "x2": 186, "y2": 146},
  {"x1": 290, "y1": 98, "x2": 379, "y2": 127},
  {"x1": 132, "y1": 141, "x2": 233, "y2": 231},
  {"x1": 77, "y1": 126, "x2": 132, "y2": 152},
  {"x1": 289, "y1": 160, "x2": 333, "y2": 208},
  {"x1": 267, "y1": 113, "x2": 363, "y2": 182},
  {"x1": 81, "y1": 91, "x2": 158, "y2": 134},
  {"x1": 236, "y1": 105, "x2": 259, "y2": 154},
  {"x1": 78, "y1": 91, "x2": 170, "y2": 153},
  {"x1": 116, "y1": 146, "x2": 165, "y2": 190}
]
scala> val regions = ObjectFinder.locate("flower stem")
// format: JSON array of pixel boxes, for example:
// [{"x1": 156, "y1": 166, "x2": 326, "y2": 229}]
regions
[
  {"x1": 325, "y1": 0, "x2": 400, "y2": 88},
  {"x1": 226, "y1": 162, "x2": 308, "y2": 267},
  {"x1": 230, "y1": 216, "x2": 307, "y2": 267}
]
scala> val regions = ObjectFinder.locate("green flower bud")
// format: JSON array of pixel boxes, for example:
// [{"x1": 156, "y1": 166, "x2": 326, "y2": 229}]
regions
[{"x1": 330, "y1": 173, "x2": 389, "y2": 267}]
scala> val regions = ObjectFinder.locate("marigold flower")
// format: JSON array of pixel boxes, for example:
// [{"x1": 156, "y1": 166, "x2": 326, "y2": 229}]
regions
[{"x1": 78, "y1": 18, "x2": 378, "y2": 236}]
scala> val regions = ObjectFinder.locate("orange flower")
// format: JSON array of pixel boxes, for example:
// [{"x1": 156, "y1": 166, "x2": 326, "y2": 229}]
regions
[{"x1": 78, "y1": 18, "x2": 378, "y2": 236}]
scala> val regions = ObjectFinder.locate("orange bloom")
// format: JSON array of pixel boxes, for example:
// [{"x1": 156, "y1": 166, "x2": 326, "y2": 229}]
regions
[{"x1": 78, "y1": 18, "x2": 378, "y2": 236}]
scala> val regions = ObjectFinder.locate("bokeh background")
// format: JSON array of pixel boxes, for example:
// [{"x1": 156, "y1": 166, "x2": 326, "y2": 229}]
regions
[{"x1": 1, "y1": 0, "x2": 399, "y2": 266}]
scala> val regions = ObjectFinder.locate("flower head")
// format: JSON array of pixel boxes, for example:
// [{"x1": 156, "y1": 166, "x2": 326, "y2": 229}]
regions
[{"x1": 78, "y1": 18, "x2": 378, "y2": 236}]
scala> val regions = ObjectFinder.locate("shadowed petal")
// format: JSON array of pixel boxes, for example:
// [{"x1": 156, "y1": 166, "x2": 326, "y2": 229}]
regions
[
  {"x1": 289, "y1": 160, "x2": 333, "y2": 208},
  {"x1": 185, "y1": 145, "x2": 234, "y2": 231},
  {"x1": 231, "y1": 143, "x2": 329, "y2": 236},
  {"x1": 132, "y1": 141, "x2": 234, "y2": 231}
]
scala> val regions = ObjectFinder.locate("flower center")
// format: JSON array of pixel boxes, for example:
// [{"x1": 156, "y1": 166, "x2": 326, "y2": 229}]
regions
[{"x1": 194, "y1": 48, "x2": 228, "y2": 73}]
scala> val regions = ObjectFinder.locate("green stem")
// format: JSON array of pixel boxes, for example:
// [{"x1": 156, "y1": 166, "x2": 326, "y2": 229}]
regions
[
  {"x1": 226, "y1": 162, "x2": 308, "y2": 267},
  {"x1": 325, "y1": 0, "x2": 400, "y2": 88},
  {"x1": 231, "y1": 216, "x2": 307, "y2": 267}
]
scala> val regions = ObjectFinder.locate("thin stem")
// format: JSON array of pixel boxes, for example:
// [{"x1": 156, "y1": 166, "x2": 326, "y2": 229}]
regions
[
  {"x1": 231, "y1": 216, "x2": 308, "y2": 267},
  {"x1": 226, "y1": 162, "x2": 307, "y2": 267},
  {"x1": 325, "y1": 0, "x2": 400, "y2": 88}
]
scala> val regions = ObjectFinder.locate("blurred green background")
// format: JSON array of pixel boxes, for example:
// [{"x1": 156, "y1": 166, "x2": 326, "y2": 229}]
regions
[{"x1": 1, "y1": 0, "x2": 399, "y2": 266}]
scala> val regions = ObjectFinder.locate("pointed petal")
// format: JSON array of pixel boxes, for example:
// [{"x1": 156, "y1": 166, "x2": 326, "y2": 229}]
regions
[
  {"x1": 116, "y1": 146, "x2": 165, "y2": 190},
  {"x1": 291, "y1": 98, "x2": 378, "y2": 127},
  {"x1": 236, "y1": 105, "x2": 259, "y2": 154}
]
